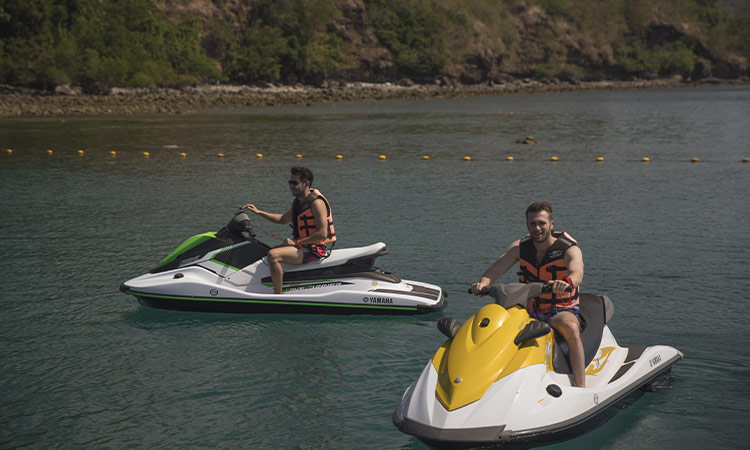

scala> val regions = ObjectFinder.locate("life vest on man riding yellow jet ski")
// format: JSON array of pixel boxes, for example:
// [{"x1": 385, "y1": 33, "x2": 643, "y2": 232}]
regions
[{"x1": 518, "y1": 231, "x2": 579, "y2": 311}]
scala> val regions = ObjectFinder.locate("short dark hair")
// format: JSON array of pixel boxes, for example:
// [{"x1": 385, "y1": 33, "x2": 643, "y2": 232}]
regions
[
  {"x1": 291, "y1": 166, "x2": 313, "y2": 185},
  {"x1": 525, "y1": 202, "x2": 553, "y2": 220}
]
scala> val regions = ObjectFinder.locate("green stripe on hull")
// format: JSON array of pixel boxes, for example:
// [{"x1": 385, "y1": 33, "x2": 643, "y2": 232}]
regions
[{"x1": 124, "y1": 290, "x2": 418, "y2": 311}]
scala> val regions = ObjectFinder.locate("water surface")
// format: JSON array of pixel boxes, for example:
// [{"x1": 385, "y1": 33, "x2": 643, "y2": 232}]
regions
[{"x1": 1, "y1": 86, "x2": 749, "y2": 449}]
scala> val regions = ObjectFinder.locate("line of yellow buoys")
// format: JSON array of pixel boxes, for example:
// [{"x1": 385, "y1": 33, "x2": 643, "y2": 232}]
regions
[{"x1": 4, "y1": 148, "x2": 750, "y2": 163}]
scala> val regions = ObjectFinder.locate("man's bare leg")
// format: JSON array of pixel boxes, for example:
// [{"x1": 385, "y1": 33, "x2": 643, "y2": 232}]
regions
[
  {"x1": 267, "y1": 246, "x2": 304, "y2": 294},
  {"x1": 551, "y1": 311, "x2": 586, "y2": 388}
]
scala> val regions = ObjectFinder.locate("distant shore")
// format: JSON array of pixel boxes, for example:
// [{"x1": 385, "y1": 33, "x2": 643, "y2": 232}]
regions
[{"x1": 1, "y1": 77, "x2": 746, "y2": 118}]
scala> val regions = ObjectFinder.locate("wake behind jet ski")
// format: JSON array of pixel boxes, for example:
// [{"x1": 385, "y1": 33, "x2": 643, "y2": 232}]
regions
[
  {"x1": 393, "y1": 282, "x2": 682, "y2": 448},
  {"x1": 120, "y1": 212, "x2": 445, "y2": 315}
]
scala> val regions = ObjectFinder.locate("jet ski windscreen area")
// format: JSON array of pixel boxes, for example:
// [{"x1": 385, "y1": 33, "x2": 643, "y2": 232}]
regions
[{"x1": 148, "y1": 212, "x2": 267, "y2": 274}]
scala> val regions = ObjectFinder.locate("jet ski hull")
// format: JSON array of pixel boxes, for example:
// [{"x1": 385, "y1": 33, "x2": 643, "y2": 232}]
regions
[
  {"x1": 121, "y1": 280, "x2": 444, "y2": 315},
  {"x1": 121, "y1": 228, "x2": 445, "y2": 315},
  {"x1": 393, "y1": 290, "x2": 682, "y2": 448},
  {"x1": 393, "y1": 362, "x2": 679, "y2": 449}
]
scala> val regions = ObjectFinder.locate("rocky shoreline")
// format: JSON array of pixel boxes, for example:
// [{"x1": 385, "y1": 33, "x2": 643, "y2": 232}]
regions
[{"x1": 1, "y1": 77, "x2": 746, "y2": 118}]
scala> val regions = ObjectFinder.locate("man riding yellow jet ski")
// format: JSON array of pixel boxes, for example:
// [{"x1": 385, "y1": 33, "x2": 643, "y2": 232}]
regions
[{"x1": 393, "y1": 282, "x2": 682, "y2": 448}]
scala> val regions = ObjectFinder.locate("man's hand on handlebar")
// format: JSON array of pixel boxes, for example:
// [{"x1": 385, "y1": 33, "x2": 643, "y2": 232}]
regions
[
  {"x1": 548, "y1": 279, "x2": 573, "y2": 294},
  {"x1": 469, "y1": 283, "x2": 489, "y2": 296}
]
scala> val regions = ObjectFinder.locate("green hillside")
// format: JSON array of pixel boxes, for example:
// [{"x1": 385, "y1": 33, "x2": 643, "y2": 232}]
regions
[{"x1": 1, "y1": 0, "x2": 748, "y2": 91}]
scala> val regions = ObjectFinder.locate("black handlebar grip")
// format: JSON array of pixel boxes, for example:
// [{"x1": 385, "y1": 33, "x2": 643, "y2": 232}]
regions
[{"x1": 467, "y1": 287, "x2": 490, "y2": 295}]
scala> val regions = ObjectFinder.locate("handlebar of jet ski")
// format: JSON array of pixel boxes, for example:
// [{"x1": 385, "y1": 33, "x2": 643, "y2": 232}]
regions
[{"x1": 467, "y1": 283, "x2": 571, "y2": 295}]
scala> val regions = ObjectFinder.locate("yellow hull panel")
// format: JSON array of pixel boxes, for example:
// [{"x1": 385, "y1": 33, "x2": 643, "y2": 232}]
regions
[{"x1": 432, "y1": 304, "x2": 551, "y2": 411}]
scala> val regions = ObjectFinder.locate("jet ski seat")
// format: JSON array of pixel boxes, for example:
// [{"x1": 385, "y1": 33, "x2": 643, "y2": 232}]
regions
[
  {"x1": 280, "y1": 242, "x2": 389, "y2": 272},
  {"x1": 552, "y1": 293, "x2": 614, "y2": 374},
  {"x1": 261, "y1": 242, "x2": 400, "y2": 283}
]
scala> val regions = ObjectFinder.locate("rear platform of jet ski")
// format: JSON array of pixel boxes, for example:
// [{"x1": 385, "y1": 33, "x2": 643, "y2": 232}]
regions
[
  {"x1": 120, "y1": 214, "x2": 445, "y2": 315},
  {"x1": 392, "y1": 284, "x2": 682, "y2": 448}
]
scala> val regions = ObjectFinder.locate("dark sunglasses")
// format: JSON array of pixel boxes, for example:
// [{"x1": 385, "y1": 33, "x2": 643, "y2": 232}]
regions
[{"x1": 288, "y1": 180, "x2": 301, "y2": 186}]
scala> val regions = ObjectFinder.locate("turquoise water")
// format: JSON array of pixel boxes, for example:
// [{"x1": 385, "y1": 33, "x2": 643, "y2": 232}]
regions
[{"x1": 1, "y1": 86, "x2": 749, "y2": 449}]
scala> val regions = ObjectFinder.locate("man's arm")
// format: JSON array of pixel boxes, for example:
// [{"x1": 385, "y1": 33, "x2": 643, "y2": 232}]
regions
[
  {"x1": 242, "y1": 203, "x2": 292, "y2": 225},
  {"x1": 564, "y1": 246, "x2": 584, "y2": 287},
  {"x1": 299, "y1": 199, "x2": 328, "y2": 245},
  {"x1": 548, "y1": 245, "x2": 584, "y2": 294},
  {"x1": 470, "y1": 240, "x2": 521, "y2": 293}
]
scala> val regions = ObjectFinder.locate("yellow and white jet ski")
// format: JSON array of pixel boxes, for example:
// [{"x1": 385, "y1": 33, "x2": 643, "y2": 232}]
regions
[{"x1": 393, "y1": 283, "x2": 682, "y2": 448}]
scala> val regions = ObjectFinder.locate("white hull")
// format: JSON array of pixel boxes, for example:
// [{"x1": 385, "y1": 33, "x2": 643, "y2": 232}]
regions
[
  {"x1": 393, "y1": 289, "x2": 682, "y2": 448},
  {"x1": 122, "y1": 242, "x2": 445, "y2": 315}
]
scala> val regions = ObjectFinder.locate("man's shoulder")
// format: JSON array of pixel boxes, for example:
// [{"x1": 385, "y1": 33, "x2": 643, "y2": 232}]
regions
[
  {"x1": 515, "y1": 236, "x2": 532, "y2": 258},
  {"x1": 554, "y1": 231, "x2": 577, "y2": 246},
  {"x1": 505, "y1": 239, "x2": 522, "y2": 259},
  {"x1": 310, "y1": 189, "x2": 331, "y2": 202},
  {"x1": 558, "y1": 232, "x2": 582, "y2": 259}
]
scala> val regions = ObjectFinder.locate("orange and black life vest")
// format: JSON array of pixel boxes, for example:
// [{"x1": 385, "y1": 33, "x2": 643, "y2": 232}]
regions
[
  {"x1": 518, "y1": 231, "x2": 579, "y2": 311},
  {"x1": 291, "y1": 189, "x2": 336, "y2": 246}
]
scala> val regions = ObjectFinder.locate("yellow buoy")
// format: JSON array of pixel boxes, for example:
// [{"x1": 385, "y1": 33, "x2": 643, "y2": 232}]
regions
[
  {"x1": 550, "y1": 156, "x2": 559, "y2": 162},
  {"x1": 336, "y1": 154, "x2": 343, "y2": 160},
  {"x1": 742, "y1": 158, "x2": 749, "y2": 163},
  {"x1": 256, "y1": 153, "x2": 263, "y2": 158},
  {"x1": 143, "y1": 152, "x2": 150, "y2": 157},
  {"x1": 47, "y1": 149, "x2": 53, "y2": 155},
  {"x1": 110, "y1": 151, "x2": 117, "y2": 157},
  {"x1": 641, "y1": 157, "x2": 650, "y2": 162},
  {"x1": 77, "y1": 149, "x2": 84, "y2": 156},
  {"x1": 422, "y1": 155, "x2": 430, "y2": 160},
  {"x1": 6, "y1": 149, "x2": 13, "y2": 155},
  {"x1": 217, "y1": 153, "x2": 225, "y2": 158},
  {"x1": 296, "y1": 154, "x2": 302, "y2": 159},
  {"x1": 596, "y1": 156, "x2": 604, "y2": 162},
  {"x1": 464, "y1": 156, "x2": 471, "y2": 161},
  {"x1": 180, "y1": 152, "x2": 187, "y2": 157},
  {"x1": 506, "y1": 156, "x2": 514, "y2": 161},
  {"x1": 379, "y1": 155, "x2": 386, "y2": 160},
  {"x1": 691, "y1": 157, "x2": 699, "y2": 163}
]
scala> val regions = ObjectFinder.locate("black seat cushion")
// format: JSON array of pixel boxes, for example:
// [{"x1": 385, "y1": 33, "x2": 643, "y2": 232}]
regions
[{"x1": 552, "y1": 293, "x2": 607, "y2": 374}]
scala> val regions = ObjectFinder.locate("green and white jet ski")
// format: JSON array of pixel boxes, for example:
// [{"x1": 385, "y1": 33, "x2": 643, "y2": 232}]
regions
[
  {"x1": 120, "y1": 212, "x2": 445, "y2": 315},
  {"x1": 393, "y1": 282, "x2": 682, "y2": 448}
]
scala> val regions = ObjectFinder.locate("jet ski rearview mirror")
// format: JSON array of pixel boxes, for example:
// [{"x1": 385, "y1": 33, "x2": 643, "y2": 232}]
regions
[
  {"x1": 514, "y1": 321, "x2": 552, "y2": 345},
  {"x1": 437, "y1": 317, "x2": 461, "y2": 339}
]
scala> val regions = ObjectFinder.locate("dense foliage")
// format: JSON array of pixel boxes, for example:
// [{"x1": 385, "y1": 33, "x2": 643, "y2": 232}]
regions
[
  {"x1": 0, "y1": 0, "x2": 220, "y2": 90},
  {"x1": 367, "y1": 0, "x2": 448, "y2": 79},
  {"x1": 218, "y1": 0, "x2": 348, "y2": 84},
  {"x1": 0, "y1": 0, "x2": 747, "y2": 90}
]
